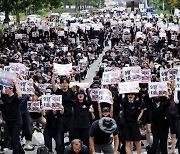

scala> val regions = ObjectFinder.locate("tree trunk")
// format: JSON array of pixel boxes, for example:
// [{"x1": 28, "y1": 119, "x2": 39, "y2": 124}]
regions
[
  {"x1": 5, "y1": 10, "x2": 10, "y2": 23},
  {"x1": 16, "y1": 9, "x2": 20, "y2": 24}
]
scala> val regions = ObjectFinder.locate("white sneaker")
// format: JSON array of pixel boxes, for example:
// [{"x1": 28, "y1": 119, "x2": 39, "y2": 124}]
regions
[{"x1": 24, "y1": 141, "x2": 34, "y2": 151}]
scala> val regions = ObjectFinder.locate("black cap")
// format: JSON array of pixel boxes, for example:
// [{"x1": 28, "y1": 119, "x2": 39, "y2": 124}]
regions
[{"x1": 102, "y1": 107, "x2": 110, "y2": 112}]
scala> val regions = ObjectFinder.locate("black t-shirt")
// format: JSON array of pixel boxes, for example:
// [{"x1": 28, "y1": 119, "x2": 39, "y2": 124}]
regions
[
  {"x1": 1, "y1": 93, "x2": 22, "y2": 121},
  {"x1": 72, "y1": 100, "x2": 91, "y2": 128},
  {"x1": 55, "y1": 88, "x2": 75, "y2": 125},
  {"x1": 89, "y1": 120, "x2": 118, "y2": 145},
  {"x1": 121, "y1": 99, "x2": 144, "y2": 122}
]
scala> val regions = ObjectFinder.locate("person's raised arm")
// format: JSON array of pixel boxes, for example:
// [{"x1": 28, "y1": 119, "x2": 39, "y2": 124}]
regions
[
  {"x1": 13, "y1": 79, "x2": 22, "y2": 100},
  {"x1": 51, "y1": 71, "x2": 57, "y2": 92}
]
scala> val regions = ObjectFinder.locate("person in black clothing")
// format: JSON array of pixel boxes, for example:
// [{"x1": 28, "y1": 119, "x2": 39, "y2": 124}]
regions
[
  {"x1": 44, "y1": 107, "x2": 64, "y2": 154},
  {"x1": 139, "y1": 83, "x2": 152, "y2": 149},
  {"x1": 64, "y1": 139, "x2": 89, "y2": 154},
  {"x1": 71, "y1": 89, "x2": 92, "y2": 148},
  {"x1": 121, "y1": 93, "x2": 144, "y2": 154},
  {"x1": 89, "y1": 117, "x2": 119, "y2": 154},
  {"x1": 149, "y1": 96, "x2": 170, "y2": 154},
  {"x1": 0, "y1": 80, "x2": 25, "y2": 154},
  {"x1": 51, "y1": 74, "x2": 75, "y2": 151}
]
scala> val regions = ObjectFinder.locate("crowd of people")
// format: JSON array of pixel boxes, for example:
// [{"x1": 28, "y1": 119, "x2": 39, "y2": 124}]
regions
[{"x1": 0, "y1": 8, "x2": 179, "y2": 154}]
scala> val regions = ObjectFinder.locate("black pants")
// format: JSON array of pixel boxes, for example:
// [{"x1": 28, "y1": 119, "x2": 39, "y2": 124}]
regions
[
  {"x1": 71, "y1": 127, "x2": 89, "y2": 147},
  {"x1": 150, "y1": 121, "x2": 169, "y2": 154},
  {"x1": 6, "y1": 120, "x2": 25, "y2": 154},
  {"x1": 44, "y1": 129, "x2": 64, "y2": 154},
  {"x1": 21, "y1": 112, "x2": 32, "y2": 141}
]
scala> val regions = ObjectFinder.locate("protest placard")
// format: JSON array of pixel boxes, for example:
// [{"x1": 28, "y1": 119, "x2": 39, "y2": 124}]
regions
[
  {"x1": 118, "y1": 81, "x2": 139, "y2": 94},
  {"x1": 42, "y1": 95, "x2": 62, "y2": 110},
  {"x1": 171, "y1": 35, "x2": 177, "y2": 40},
  {"x1": 78, "y1": 59, "x2": 87, "y2": 72},
  {"x1": 101, "y1": 71, "x2": 121, "y2": 85},
  {"x1": 123, "y1": 66, "x2": 141, "y2": 81},
  {"x1": 69, "y1": 38, "x2": 76, "y2": 44},
  {"x1": 148, "y1": 82, "x2": 168, "y2": 98},
  {"x1": 175, "y1": 76, "x2": 180, "y2": 90},
  {"x1": 15, "y1": 34, "x2": 22, "y2": 40},
  {"x1": 141, "y1": 69, "x2": 151, "y2": 83},
  {"x1": 0, "y1": 70, "x2": 17, "y2": 88},
  {"x1": 57, "y1": 31, "x2": 64, "y2": 36},
  {"x1": 18, "y1": 80, "x2": 34, "y2": 94},
  {"x1": 160, "y1": 68, "x2": 179, "y2": 81},
  {"x1": 104, "y1": 67, "x2": 121, "y2": 72},
  {"x1": 89, "y1": 88, "x2": 100, "y2": 101},
  {"x1": 27, "y1": 101, "x2": 41, "y2": 112},
  {"x1": 38, "y1": 83, "x2": 51, "y2": 91},
  {"x1": 8, "y1": 63, "x2": 27, "y2": 75},
  {"x1": 53, "y1": 63, "x2": 72, "y2": 75},
  {"x1": 69, "y1": 82, "x2": 89, "y2": 89},
  {"x1": 98, "y1": 89, "x2": 113, "y2": 104}
]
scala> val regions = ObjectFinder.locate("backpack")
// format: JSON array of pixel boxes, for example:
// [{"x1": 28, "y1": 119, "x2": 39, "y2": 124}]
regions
[{"x1": 37, "y1": 146, "x2": 49, "y2": 154}]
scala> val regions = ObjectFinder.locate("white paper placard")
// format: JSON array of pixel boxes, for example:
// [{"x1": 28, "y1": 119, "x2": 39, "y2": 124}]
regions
[
  {"x1": 27, "y1": 101, "x2": 41, "y2": 112},
  {"x1": 101, "y1": 71, "x2": 121, "y2": 85},
  {"x1": 148, "y1": 82, "x2": 168, "y2": 98},
  {"x1": 98, "y1": 89, "x2": 113, "y2": 104},
  {"x1": 42, "y1": 95, "x2": 62, "y2": 110},
  {"x1": 118, "y1": 81, "x2": 139, "y2": 94},
  {"x1": 18, "y1": 80, "x2": 34, "y2": 94},
  {"x1": 53, "y1": 63, "x2": 72, "y2": 75},
  {"x1": 89, "y1": 88, "x2": 100, "y2": 101}
]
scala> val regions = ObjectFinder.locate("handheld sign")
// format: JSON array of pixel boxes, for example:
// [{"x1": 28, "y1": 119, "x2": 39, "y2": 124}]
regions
[
  {"x1": 27, "y1": 101, "x2": 41, "y2": 112},
  {"x1": 98, "y1": 89, "x2": 113, "y2": 104},
  {"x1": 148, "y1": 82, "x2": 168, "y2": 98},
  {"x1": 0, "y1": 70, "x2": 17, "y2": 88},
  {"x1": 141, "y1": 69, "x2": 151, "y2": 83},
  {"x1": 175, "y1": 76, "x2": 180, "y2": 90},
  {"x1": 89, "y1": 88, "x2": 100, "y2": 101},
  {"x1": 42, "y1": 95, "x2": 62, "y2": 110},
  {"x1": 53, "y1": 63, "x2": 72, "y2": 75},
  {"x1": 101, "y1": 71, "x2": 121, "y2": 85},
  {"x1": 118, "y1": 81, "x2": 139, "y2": 94},
  {"x1": 18, "y1": 80, "x2": 34, "y2": 94}
]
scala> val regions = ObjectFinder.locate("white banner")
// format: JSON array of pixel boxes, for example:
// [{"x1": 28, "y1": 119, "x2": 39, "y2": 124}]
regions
[
  {"x1": 42, "y1": 95, "x2": 62, "y2": 110},
  {"x1": 98, "y1": 89, "x2": 113, "y2": 104},
  {"x1": 53, "y1": 63, "x2": 72, "y2": 75},
  {"x1": 148, "y1": 82, "x2": 168, "y2": 98},
  {"x1": 118, "y1": 81, "x2": 139, "y2": 94}
]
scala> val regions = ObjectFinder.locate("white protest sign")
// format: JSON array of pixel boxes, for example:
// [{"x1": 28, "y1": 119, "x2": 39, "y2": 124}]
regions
[
  {"x1": 160, "y1": 68, "x2": 179, "y2": 81},
  {"x1": 78, "y1": 59, "x2": 87, "y2": 72},
  {"x1": 58, "y1": 31, "x2": 65, "y2": 36},
  {"x1": 98, "y1": 89, "x2": 113, "y2": 104},
  {"x1": 27, "y1": 101, "x2": 41, "y2": 112},
  {"x1": 102, "y1": 71, "x2": 121, "y2": 85},
  {"x1": 18, "y1": 80, "x2": 34, "y2": 94},
  {"x1": 123, "y1": 67, "x2": 142, "y2": 81},
  {"x1": 159, "y1": 32, "x2": 166, "y2": 38},
  {"x1": 61, "y1": 46, "x2": 68, "y2": 52},
  {"x1": 38, "y1": 83, "x2": 51, "y2": 92},
  {"x1": 175, "y1": 76, "x2": 180, "y2": 90},
  {"x1": 104, "y1": 67, "x2": 120, "y2": 72},
  {"x1": 141, "y1": 69, "x2": 151, "y2": 83},
  {"x1": 8, "y1": 63, "x2": 27, "y2": 75},
  {"x1": 15, "y1": 34, "x2": 22, "y2": 39},
  {"x1": 148, "y1": 82, "x2": 168, "y2": 98},
  {"x1": 42, "y1": 95, "x2": 62, "y2": 110},
  {"x1": 69, "y1": 38, "x2": 76, "y2": 44},
  {"x1": 53, "y1": 63, "x2": 72, "y2": 75},
  {"x1": 89, "y1": 88, "x2": 100, "y2": 102},
  {"x1": 118, "y1": 81, "x2": 139, "y2": 94},
  {"x1": 69, "y1": 82, "x2": 89, "y2": 89}
]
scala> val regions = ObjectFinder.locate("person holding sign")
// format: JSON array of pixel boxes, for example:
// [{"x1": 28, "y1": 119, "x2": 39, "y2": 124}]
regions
[
  {"x1": 0, "y1": 80, "x2": 25, "y2": 154},
  {"x1": 51, "y1": 75, "x2": 75, "y2": 151},
  {"x1": 148, "y1": 95, "x2": 170, "y2": 154},
  {"x1": 71, "y1": 89, "x2": 92, "y2": 149},
  {"x1": 121, "y1": 93, "x2": 144, "y2": 154}
]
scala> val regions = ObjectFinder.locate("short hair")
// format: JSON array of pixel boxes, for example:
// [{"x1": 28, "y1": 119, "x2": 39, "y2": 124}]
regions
[
  {"x1": 71, "y1": 139, "x2": 83, "y2": 147},
  {"x1": 60, "y1": 76, "x2": 70, "y2": 84}
]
